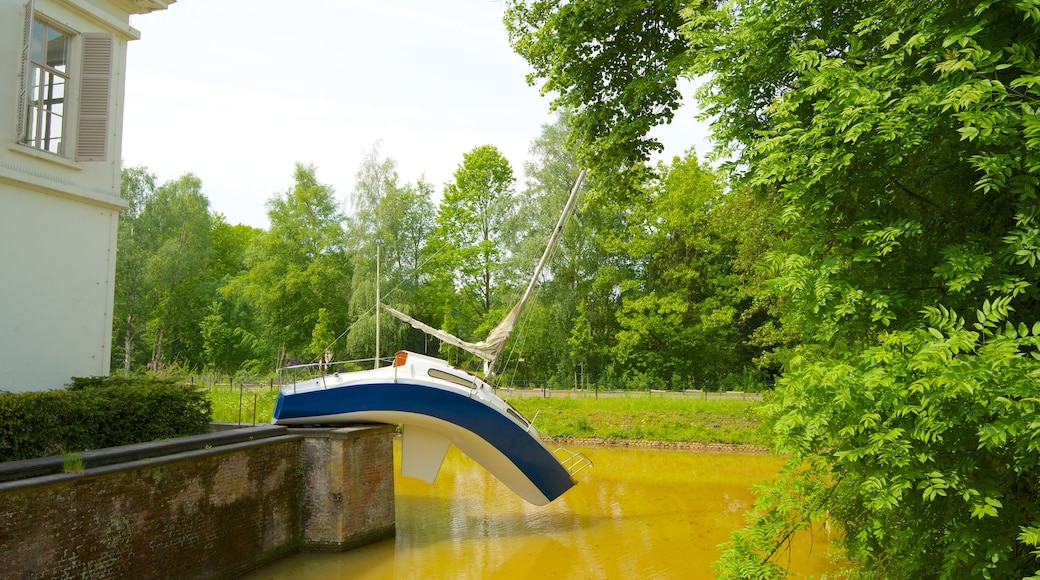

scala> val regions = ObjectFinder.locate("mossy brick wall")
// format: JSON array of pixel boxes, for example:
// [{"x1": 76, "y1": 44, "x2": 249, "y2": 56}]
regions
[
  {"x1": 0, "y1": 438, "x2": 302, "y2": 579},
  {"x1": 0, "y1": 426, "x2": 397, "y2": 579},
  {"x1": 299, "y1": 425, "x2": 396, "y2": 550}
]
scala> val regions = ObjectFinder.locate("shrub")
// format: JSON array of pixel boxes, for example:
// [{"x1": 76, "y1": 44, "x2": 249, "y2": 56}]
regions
[
  {"x1": 0, "y1": 376, "x2": 212, "y2": 462},
  {"x1": 718, "y1": 368, "x2": 766, "y2": 393}
]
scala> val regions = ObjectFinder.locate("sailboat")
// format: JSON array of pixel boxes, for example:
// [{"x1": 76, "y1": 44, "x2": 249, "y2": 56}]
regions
[{"x1": 272, "y1": 170, "x2": 591, "y2": 506}]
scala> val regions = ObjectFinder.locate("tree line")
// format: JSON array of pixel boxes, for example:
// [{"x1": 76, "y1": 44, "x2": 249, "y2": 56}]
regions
[
  {"x1": 506, "y1": 0, "x2": 1040, "y2": 577},
  {"x1": 113, "y1": 118, "x2": 778, "y2": 391}
]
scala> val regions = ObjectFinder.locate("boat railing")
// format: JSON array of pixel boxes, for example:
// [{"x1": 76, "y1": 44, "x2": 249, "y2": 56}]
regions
[
  {"x1": 553, "y1": 447, "x2": 593, "y2": 477},
  {"x1": 277, "y1": 357, "x2": 383, "y2": 393},
  {"x1": 527, "y1": 411, "x2": 541, "y2": 433}
]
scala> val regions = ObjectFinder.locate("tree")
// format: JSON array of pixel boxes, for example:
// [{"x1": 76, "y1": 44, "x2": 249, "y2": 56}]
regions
[
  {"x1": 509, "y1": 0, "x2": 1040, "y2": 575},
  {"x1": 201, "y1": 219, "x2": 264, "y2": 375},
  {"x1": 229, "y1": 164, "x2": 351, "y2": 367},
  {"x1": 344, "y1": 144, "x2": 435, "y2": 360},
  {"x1": 133, "y1": 173, "x2": 214, "y2": 370},
  {"x1": 112, "y1": 166, "x2": 157, "y2": 373},
  {"x1": 503, "y1": 112, "x2": 594, "y2": 383},
  {"x1": 432, "y1": 145, "x2": 518, "y2": 352},
  {"x1": 506, "y1": 0, "x2": 695, "y2": 197},
  {"x1": 610, "y1": 153, "x2": 752, "y2": 387}
]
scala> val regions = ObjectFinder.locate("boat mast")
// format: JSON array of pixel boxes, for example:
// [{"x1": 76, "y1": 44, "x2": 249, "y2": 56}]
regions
[
  {"x1": 482, "y1": 169, "x2": 588, "y2": 375},
  {"x1": 375, "y1": 238, "x2": 384, "y2": 369}
]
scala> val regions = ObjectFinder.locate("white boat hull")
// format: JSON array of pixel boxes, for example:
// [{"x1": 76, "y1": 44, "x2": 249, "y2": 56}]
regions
[{"x1": 272, "y1": 353, "x2": 584, "y2": 505}]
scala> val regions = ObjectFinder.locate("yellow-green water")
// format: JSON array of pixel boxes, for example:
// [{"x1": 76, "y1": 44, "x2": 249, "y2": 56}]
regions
[{"x1": 243, "y1": 441, "x2": 834, "y2": 579}]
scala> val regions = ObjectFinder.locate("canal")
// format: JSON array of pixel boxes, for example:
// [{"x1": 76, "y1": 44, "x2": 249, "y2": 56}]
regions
[{"x1": 243, "y1": 441, "x2": 834, "y2": 579}]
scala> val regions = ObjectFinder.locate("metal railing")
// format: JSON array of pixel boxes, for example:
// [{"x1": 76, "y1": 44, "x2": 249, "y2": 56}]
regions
[
  {"x1": 553, "y1": 447, "x2": 593, "y2": 477},
  {"x1": 276, "y1": 356, "x2": 388, "y2": 392}
]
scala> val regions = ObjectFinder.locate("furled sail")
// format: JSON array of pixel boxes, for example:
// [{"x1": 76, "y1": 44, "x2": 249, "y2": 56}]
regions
[
  {"x1": 382, "y1": 304, "x2": 500, "y2": 363},
  {"x1": 384, "y1": 169, "x2": 587, "y2": 375}
]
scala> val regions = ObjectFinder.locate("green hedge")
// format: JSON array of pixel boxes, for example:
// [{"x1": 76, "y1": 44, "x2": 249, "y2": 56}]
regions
[{"x1": 0, "y1": 376, "x2": 212, "y2": 462}]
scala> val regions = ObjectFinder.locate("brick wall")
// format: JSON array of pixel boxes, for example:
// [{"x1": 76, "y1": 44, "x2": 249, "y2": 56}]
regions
[
  {"x1": 298, "y1": 426, "x2": 396, "y2": 551},
  {"x1": 0, "y1": 425, "x2": 395, "y2": 579}
]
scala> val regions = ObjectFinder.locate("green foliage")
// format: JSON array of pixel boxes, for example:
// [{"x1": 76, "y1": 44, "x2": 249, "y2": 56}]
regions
[
  {"x1": 610, "y1": 153, "x2": 768, "y2": 385},
  {"x1": 747, "y1": 317, "x2": 1040, "y2": 578},
  {"x1": 0, "y1": 377, "x2": 212, "y2": 462},
  {"x1": 306, "y1": 308, "x2": 337, "y2": 361},
  {"x1": 508, "y1": 112, "x2": 620, "y2": 385},
  {"x1": 684, "y1": 0, "x2": 1040, "y2": 577},
  {"x1": 506, "y1": 0, "x2": 696, "y2": 197},
  {"x1": 112, "y1": 166, "x2": 157, "y2": 374},
  {"x1": 228, "y1": 163, "x2": 352, "y2": 367},
  {"x1": 345, "y1": 144, "x2": 433, "y2": 359},
  {"x1": 719, "y1": 368, "x2": 768, "y2": 393},
  {"x1": 114, "y1": 169, "x2": 266, "y2": 375},
  {"x1": 509, "y1": 0, "x2": 1040, "y2": 576},
  {"x1": 430, "y1": 145, "x2": 518, "y2": 359},
  {"x1": 199, "y1": 297, "x2": 264, "y2": 376},
  {"x1": 137, "y1": 174, "x2": 216, "y2": 368},
  {"x1": 201, "y1": 220, "x2": 267, "y2": 374}
]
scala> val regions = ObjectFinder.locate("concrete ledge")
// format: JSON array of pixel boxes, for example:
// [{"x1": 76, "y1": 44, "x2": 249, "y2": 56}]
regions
[
  {"x1": 0, "y1": 424, "x2": 287, "y2": 483},
  {"x1": 288, "y1": 423, "x2": 396, "y2": 440},
  {"x1": 0, "y1": 433, "x2": 303, "y2": 494}
]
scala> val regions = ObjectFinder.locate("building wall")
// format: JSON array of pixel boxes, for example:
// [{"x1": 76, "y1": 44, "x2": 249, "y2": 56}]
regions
[
  {"x1": 0, "y1": 0, "x2": 172, "y2": 392},
  {"x1": 0, "y1": 182, "x2": 121, "y2": 390}
]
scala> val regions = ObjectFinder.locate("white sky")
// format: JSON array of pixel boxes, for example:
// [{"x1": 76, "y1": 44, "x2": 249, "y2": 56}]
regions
[{"x1": 123, "y1": 0, "x2": 710, "y2": 229}]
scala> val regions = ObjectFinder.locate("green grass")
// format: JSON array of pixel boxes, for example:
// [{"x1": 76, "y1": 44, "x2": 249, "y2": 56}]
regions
[
  {"x1": 205, "y1": 388, "x2": 770, "y2": 447},
  {"x1": 505, "y1": 396, "x2": 770, "y2": 446},
  {"x1": 61, "y1": 451, "x2": 85, "y2": 472},
  {"x1": 207, "y1": 387, "x2": 279, "y2": 424}
]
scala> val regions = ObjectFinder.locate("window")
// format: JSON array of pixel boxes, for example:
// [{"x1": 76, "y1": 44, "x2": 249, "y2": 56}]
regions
[
  {"x1": 428, "y1": 368, "x2": 477, "y2": 390},
  {"x1": 22, "y1": 17, "x2": 69, "y2": 154},
  {"x1": 16, "y1": 0, "x2": 113, "y2": 162}
]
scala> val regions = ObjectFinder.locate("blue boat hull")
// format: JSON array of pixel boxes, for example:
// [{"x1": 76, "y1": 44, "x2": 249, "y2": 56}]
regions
[{"x1": 273, "y1": 381, "x2": 576, "y2": 505}]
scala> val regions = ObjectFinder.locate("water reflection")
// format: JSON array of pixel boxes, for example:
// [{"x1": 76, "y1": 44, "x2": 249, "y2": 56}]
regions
[{"x1": 243, "y1": 441, "x2": 833, "y2": 579}]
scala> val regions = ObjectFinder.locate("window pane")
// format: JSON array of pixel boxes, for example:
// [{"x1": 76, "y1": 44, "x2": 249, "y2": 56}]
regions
[
  {"x1": 42, "y1": 110, "x2": 62, "y2": 154},
  {"x1": 28, "y1": 65, "x2": 42, "y2": 104},
  {"x1": 46, "y1": 27, "x2": 67, "y2": 71},
  {"x1": 25, "y1": 107, "x2": 38, "y2": 142},
  {"x1": 30, "y1": 20, "x2": 43, "y2": 62}
]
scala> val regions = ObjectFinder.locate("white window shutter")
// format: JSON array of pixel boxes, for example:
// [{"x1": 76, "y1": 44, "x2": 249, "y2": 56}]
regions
[
  {"x1": 16, "y1": 0, "x2": 34, "y2": 142},
  {"x1": 76, "y1": 32, "x2": 113, "y2": 162}
]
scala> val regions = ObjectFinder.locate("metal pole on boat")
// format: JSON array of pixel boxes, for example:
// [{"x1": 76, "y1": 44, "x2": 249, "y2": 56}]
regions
[{"x1": 375, "y1": 238, "x2": 384, "y2": 369}]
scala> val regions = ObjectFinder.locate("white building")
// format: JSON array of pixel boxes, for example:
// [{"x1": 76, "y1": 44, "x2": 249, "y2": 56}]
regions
[{"x1": 0, "y1": 0, "x2": 174, "y2": 392}]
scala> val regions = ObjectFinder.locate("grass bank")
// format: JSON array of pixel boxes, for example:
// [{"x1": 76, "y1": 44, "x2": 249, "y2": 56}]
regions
[
  {"x1": 505, "y1": 395, "x2": 770, "y2": 448},
  {"x1": 205, "y1": 389, "x2": 770, "y2": 448}
]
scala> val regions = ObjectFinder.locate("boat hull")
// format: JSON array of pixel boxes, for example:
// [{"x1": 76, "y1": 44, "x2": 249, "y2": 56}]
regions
[{"x1": 273, "y1": 381, "x2": 576, "y2": 505}]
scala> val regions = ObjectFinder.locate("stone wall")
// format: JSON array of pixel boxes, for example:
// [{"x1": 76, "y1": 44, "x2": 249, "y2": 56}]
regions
[{"x1": 0, "y1": 424, "x2": 395, "y2": 579}]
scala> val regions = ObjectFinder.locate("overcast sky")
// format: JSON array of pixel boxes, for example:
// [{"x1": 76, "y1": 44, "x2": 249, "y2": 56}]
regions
[{"x1": 123, "y1": 0, "x2": 709, "y2": 229}]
